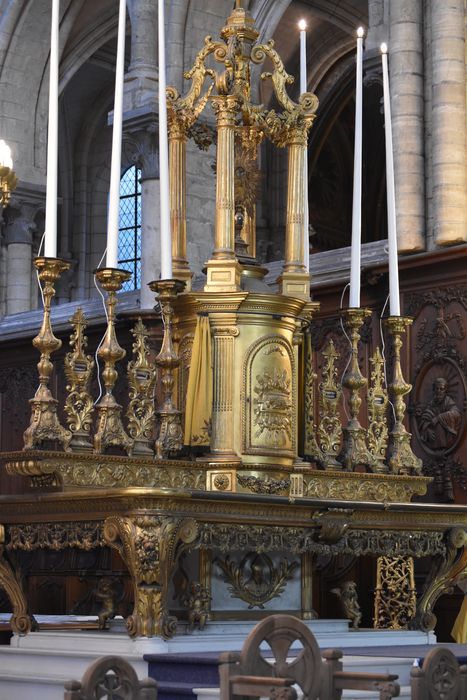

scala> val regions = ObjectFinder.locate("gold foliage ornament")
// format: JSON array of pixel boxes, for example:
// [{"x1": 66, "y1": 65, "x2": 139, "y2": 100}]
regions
[
  {"x1": 64, "y1": 308, "x2": 95, "y2": 452},
  {"x1": 127, "y1": 318, "x2": 157, "y2": 456},
  {"x1": 215, "y1": 552, "x2": 298, "y2": 609}
]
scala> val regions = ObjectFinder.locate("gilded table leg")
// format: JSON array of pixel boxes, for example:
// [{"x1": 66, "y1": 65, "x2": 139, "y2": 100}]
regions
[
  {"x1": 0, "y1": 525, "x2": 36, "y2": 635},
  {"x1": 410, "y1": 527, "x2": 467, "y2": 632},
  {"x1": 104, "y1": 515, "x2": 198, "y2": 638}
]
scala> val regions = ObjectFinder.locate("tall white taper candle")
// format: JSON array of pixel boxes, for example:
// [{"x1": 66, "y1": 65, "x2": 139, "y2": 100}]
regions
[
  {"x1": 381, "y1": 43, "x2": 400, "y2": 317},
  {"x1": 105, "y1": 0, "x2": 126, "y2": 269},
  {"x1": 298, "y1": 19, "x2": 309, "y2": 272},
  {"x1": 158, "y1": 0, "x2": 172, "y2": 279},
  {"x1": 44, "y1": 0, "x2": 59, "y2": 259},
  {"x1": 349, "y1": 27, "x2": 365, "y2": 308}
]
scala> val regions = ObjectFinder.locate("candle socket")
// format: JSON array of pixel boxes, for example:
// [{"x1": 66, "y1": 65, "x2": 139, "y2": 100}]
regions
[
  {"x1": 23, "y1": 257, "x2": 72, "y2": 452},
  {"x1": 93, "y1": 267, "x2": 133, "y2": 456},
  {"x1": 385, "y1": 316, "x2": 422, "y2": 476},
  {"x1": 0, "y1": 164, "x2": 18, "y2": 209},
  {"x1": 149, "y1": 278, "x2": 185, "y2": 459},
  {"x1": 337, "y1": 307, "x2": 374, "y2": 471}
]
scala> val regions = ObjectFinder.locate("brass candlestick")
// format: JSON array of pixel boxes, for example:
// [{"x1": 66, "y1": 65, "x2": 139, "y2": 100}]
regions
[
  {"x1": 385, "y1": 316, "x2": 422, "y2": 475},
  {"x1": 149, "y1": 279, "x2": 185, "y2": 459},
  {"x1": 337, "y1": 307, "x2": 373, "y2": 471},
  {"x1": 0, "y1": 163, "x2": 17, "y2": 209},
  {"x1": 23, "y1": 257, "x2": 72, "y2": 452},
  {"x1": 94, "y1": 268, "x2": 133, "y2": 455}
]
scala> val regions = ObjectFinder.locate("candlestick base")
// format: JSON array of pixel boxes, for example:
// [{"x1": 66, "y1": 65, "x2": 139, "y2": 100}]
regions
[
  {"x1": 149, "y1": 279, "x2": 185, "y2": 460},
  {"x1": 385, "y1": 316, "x2": 422, "y2": 476},
  {"x1": 93, "y1": 268, "x2": 133, "y2": 456},
  {"x1": 23, "y1": 257, "x2": 72, "y2": 452},
  {"x1": 337, "y1": 307, "x2": 374, "y2": 471}
]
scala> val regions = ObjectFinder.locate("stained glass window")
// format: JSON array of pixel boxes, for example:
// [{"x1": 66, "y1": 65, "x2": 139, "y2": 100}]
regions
[{"x1": 118, "y1": 165, "x2": 142, "y2": 291}]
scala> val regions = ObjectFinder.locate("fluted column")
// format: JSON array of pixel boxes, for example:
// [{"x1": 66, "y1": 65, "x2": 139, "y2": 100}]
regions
[
  {"x1": 212, "y1": 95, "x2": 237, "y2": 260},
  {"x1": 204, "y1": 95, "x2": 241, "y2": 292},
  {"x1": 389, "y1": 0, "x2": 425, "y2": 252},
  {"x1": 279, "y1": 126, "x2": 309, "y2": 299},
  {"x1": 431, "y1": 0, "x2": 467, "y2": 245},
  {"x1": 168, "y1": 118, "x2": 191, "y2": 288},
  {"x1": 209, "y1": 323, "x2": 240, "y2": 461}
]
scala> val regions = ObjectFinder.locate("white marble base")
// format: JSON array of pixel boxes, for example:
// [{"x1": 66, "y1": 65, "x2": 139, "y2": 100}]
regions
[{"x1": 0, "y1": 617, "x2": 436, "y2": 700}]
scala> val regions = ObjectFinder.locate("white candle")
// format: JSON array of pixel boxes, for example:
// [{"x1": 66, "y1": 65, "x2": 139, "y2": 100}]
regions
[
  {"x1": 44, "y1": 0, "x2": 59, "y2": 259},
  {"x1": 158, "y1": 0, "x2": 172, "y2": 279},
  {"x1": 106, "y1": 0, "x2": 126, "y2": 269},
  {"x1": 0, "y1": 140, "x2": 13, "y2": 170},
  {"x1": 298, "y1": 19, "x2": 309, "y2": 272},
  {"x1": 349, "y1": 27, "x2": 365, "y2": 308},
  {"x1": 381, "y1": 43, "x2": 400, "y2": 316}
]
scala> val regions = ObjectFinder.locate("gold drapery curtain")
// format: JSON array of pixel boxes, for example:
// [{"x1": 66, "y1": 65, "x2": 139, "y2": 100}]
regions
[{"x1": 183, "y1": 315, "x2": 212, "y2": 446}]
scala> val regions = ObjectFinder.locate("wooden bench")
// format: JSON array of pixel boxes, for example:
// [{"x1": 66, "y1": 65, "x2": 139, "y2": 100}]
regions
[
  {"x1": 219, "y1": 614, "x2": 400, "y2": 700},
  {"x1": 64, "y1": 655, "x2": 157, "y2": 699},
  {"x1": 410, "y1": 647, "x2": 467, "y2": 700}
]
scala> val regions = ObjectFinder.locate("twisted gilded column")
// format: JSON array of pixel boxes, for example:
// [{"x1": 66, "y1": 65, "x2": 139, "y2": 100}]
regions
[
  {"x1": 279, "y1": 126, "x2": 309, "y2": 299},
  {"x1": 169, "y1": 117, "x2": 192, "y2": 288},
  {"x1": 205, "y1": 95, "x2": 242, "y2": 292},
  {"x1": 389, "y1": 0, "x2": 425, "y2": 252},
  {"x1": 431, "y1": 0, "x2": 467, "y2": 245}
]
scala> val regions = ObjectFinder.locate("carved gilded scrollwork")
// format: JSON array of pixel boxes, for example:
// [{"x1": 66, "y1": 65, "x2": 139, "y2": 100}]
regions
[
  {"x1": 104, "y1": 516, "x2": 199, "y2": 638},
  {"x1": 411, "y1": 526, "x2": 467, "y2": 632},
  {"x1": 64, "y1": 308, "x2": 95, "y2": 452},
  {"x1": 367, "y1": 348, "x2": 389, "y2": 473},
  {"x1": 0, "y1": 524, "x2": 36, "y2": 634},
  {"x1": 215, "y1": 552, "x2": 298, "y2": 609},
  {"x1": 317, "y1": 340, "x2": 342, "y2": 469},
  {"x1": 374, "y1": 556, "x2": 416, "y2": 630},
  {"x1": 126, "y1": 318, "x2": 156, "y2": 456}
]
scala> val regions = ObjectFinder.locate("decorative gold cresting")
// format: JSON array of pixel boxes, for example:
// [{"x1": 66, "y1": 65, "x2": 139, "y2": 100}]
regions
[
  {"x1": 64, "y1": 308, "x2": 95, "y2": 452},
  {"x1": 127, "y1": 318, "x2": 157, "y2": 456},
  {"x1": 367, "y1": 347, "x2": 389, "y2": 473},
  {"x1": 385, "y1": 316, "x2": 422, "y2": 475},
  {"x1": 318, "y1": 339, "x2": 342, "y2": 469},
  {"x1": 93, "y1": 268, "x2": 133, "y2": 456},
  {"x1": 166, "y1": 1, "x2": 318, "y2": 295},
  {"x1": 23, "y1": 257, "x2": 72, "y2": 452},
  {"x1": 149, "y1": 279, "x2": 186, "y2": 459},
  {"x1": 337, "y1": 308, "x2": 373, "y2": 471}
]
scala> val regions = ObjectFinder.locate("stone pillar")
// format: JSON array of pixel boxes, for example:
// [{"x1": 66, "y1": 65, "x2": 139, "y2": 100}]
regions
[
  {"x1": 124, "y1": 0, "x2": 158, "y2": 111},
  {"x1": 431, "y1": 0, "x2": 467, "y2": 245},
  {"x1": 204, "y1": 96, "x2": 242, "y2": 293},
  {"x1": 140, "y1": 176, "x2": 161, "y2": 308},
  {"x1": 389, "y1": 0, "x2": 425, "y2": 252},
  {"x1": 366, "y1": 0, "x2": 386, "y2": 50},
  {"x1": 5, "y1": 202, "x2": 37, "y2": 315}
]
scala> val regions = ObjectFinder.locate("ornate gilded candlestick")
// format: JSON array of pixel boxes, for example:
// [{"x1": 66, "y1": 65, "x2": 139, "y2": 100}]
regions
[
  {"x1": 64, "y1": 308, "x2": 95, "y2": 452},
  {"x1": 149, "y1": 279, "x2": 185, "y2": 459},
  {"x1": 94, "y1": 268, "x2": 133, "y2": 455},
  {"x1": 23, "y1": 257, "x2": 72, "y2": 451},
  {"x1": 337, "y1": 307, "x2": 373, "y2": 471},
  {"x1": 385, "y1": 316, "x2": 422, "y2": 475},
  {"x1": 127, "y1": 318, "x2": 157, "y2": 456}
]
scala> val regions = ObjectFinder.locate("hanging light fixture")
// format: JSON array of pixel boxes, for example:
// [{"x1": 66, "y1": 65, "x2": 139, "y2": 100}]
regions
[{"x1": 0, "y1": 139, "x2": 17, "y2": 209}]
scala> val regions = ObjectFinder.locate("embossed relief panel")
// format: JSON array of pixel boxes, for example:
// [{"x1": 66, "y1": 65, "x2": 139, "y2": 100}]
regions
[
  {"x1": 407, "y1": 286, "x2": 467, "y2": 501},
  {"x1": 242, "y1": 335, "x2": 295, "y2": 456}
]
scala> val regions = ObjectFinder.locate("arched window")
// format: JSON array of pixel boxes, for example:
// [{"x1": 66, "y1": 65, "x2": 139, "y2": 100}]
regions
[{"x1": 118, "y1": 165, "x2": 142, "y2": 290}]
